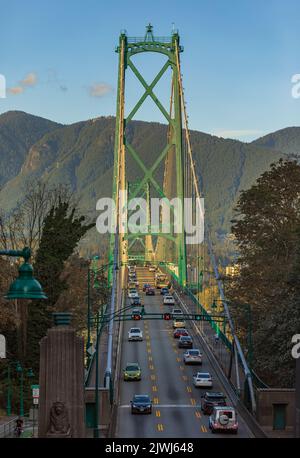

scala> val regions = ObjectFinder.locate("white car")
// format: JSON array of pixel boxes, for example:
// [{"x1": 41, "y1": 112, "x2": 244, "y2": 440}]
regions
[
  {"x1": 128, "y1": 327, "x2": 143, "y2": 341},
  {"x1": 128, "y1": 289, "x2": 139, "y2": 299},
  {"x1": 193, "y1": 372, "x2": 213, "y2": 388},
  {"x1": 172, "y1": 308, "x2": 183, "y2": 316},
  {"x1": 209, "y1": 407, "x2": 238, "y2": 434},
  {"x1": 183, "y1": 349, "x2": 202, "y2": 365},
  {"x1": 163, "y1": 295, "x2": 175, "y2": 305},
  {"x1": 149, "y1": 266, "x2": 156, "y2": 272}
]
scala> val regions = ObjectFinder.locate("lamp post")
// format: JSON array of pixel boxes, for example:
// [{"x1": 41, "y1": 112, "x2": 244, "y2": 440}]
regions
[
  {"x1": 6, "y1": 361, "x2": 34, "y2": 417},
  {"x1": 0, "y1": 247, "x2": 47, "y2": 300},
  {"x1": 6, "y1": 364, "x2": 12, "y2": 416},
  {"x1": 86, "y1": 260, "x2": 112, "y2": 365}
]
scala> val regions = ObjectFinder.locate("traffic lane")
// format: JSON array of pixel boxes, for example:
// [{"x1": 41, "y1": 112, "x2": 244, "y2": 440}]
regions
[
  {"x1": 157, "y1": 295, "x2": 252, "y2": 438},
  {"x1": 116, "y1": 298, "x2": 162, "y2": 438},
  {"x1": 141, "y1": 294, "x2": 204, "y2": 437},
  {"x1": 170, "y1": 309, "x2": 252, "y2": 437}
]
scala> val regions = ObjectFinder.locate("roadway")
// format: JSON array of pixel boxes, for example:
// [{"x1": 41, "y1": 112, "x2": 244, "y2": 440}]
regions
[{"x1": 115, "y1": 268, "x2": 253, "y2": 438}]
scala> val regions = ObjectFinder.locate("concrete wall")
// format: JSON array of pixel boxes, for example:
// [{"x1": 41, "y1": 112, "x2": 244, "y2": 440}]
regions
[{"x1": 256, "y1": 388, "x2": 295, "y2": 437}]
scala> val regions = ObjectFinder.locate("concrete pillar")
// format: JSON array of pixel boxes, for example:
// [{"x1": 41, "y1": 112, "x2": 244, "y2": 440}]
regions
[{"x1": 38, "y1": 312, "x2": 85, "y2": 438}]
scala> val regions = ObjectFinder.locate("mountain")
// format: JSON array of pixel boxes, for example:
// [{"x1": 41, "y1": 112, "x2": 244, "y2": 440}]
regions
[
  {"x1": 0, "y1": 111, "x2": 62, "y2": 188},
  {"x1": 252, "y1": 127, "x2": 300, "y2": 155},
  {"x1": 0, "y1": 111, "x2": 291, "y2": 254}
]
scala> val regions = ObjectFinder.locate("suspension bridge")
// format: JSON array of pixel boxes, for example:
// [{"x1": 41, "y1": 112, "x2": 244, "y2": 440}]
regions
[{"x1": 85, "y1": 25, "x2": 265, "y2": 438}]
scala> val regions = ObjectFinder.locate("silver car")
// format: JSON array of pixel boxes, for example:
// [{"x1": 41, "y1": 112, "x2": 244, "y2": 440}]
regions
[
  {"x1": 209, "y1": 407, "x2": 238, "y2": 434},
  {"x1": 128, "y1": 327, "x2": 143, "y2": 341},
  {"x1": 183, "y1": 349, "x2": 202, "y2": 365}
]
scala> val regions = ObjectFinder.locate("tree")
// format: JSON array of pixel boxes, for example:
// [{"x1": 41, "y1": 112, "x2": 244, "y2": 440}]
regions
[
  {"x1": 229, "y1": 159, "x2": 300, "y2": 387},
  {"x1": 24, "y1": 199, "x2": 93, "y2": 374},
  {"x1": 55, "y1": 254, "x2": 109, "y2": 333},
  {"x1": 0, "y1": 180, "x2": 72, "y2": 253}
]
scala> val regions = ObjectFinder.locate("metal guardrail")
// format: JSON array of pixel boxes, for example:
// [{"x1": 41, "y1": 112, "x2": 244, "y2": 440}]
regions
[{"x1": 0, "y1": 417, "x2": 18, "y2": 438}]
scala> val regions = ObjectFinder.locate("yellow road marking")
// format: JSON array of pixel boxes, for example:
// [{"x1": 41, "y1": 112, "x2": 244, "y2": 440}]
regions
[
  {"x1": 182, "y1": 375, "x2": 188, "y2": 381},
  {"x1": 146, "y1": 341, "x2": 151, "y2": 347},
  {"x1": 153, "y1": 397, "x2": 159, "y2": 404},
  {"x1": 179, "y1": 365, "x2": 184, "y2": 371},
  {"x1": 157, "y1": 424, "x2": 164, "y2": 432},
  {"x1": 152, "y1": 385, "x2": 158, "y2": 392},
  {"x1": 176, "y1": 357, "x2": 181, "y2": 362},
  {"x1": 155, "y1": 410, "x2": 161, "y2": 417},
  {"x1": 147, "y1": 349, "x2": 151, "y2": 354},
  {"x1": 174, "y1": 350, "x2": 178, "y2": 354},
  {"x1": 148, "y1": 356, "x2": 153, "y2": 361},
  {"x1": 149, "y1": 364, "x2": 155, "y2": 370},
  {"x1": 201, "y1": 425, "x2": 207, "y2": 433},
  {"x1": 195, "y1": 411, "x2": 201, "y2": 419},
  {"x1": 150, "y1": 374, "x2": 156, "y2": 381},
  {"x1": 186, "y1": 386, "x2": 192, "y2": 393},
  {"x1": 190, "y1": 398, "x2": 196, "y2": 406}
]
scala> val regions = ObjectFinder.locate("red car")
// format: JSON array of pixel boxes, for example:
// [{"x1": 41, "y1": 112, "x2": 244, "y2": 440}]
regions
[{"x1": 173, "y1": 328, "x2": 189, "y2": 339}]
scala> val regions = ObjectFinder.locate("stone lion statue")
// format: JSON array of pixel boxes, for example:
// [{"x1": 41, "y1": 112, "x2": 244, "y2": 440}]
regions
[{"x1": 47, "y1": 401, "x2": 71, "y2": 437}]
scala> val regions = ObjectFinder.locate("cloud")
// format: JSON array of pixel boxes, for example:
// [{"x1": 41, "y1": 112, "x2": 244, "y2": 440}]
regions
[
  {"x1": 7, "y1": 71, "x2": 38, "y2": 96},
  {"x1": 89, "y1": 82, "x2": 113, "y2": 98},
  {"x1": 20, "y1": 72, "x2": 38, "y2": 87},
  {"x1": 8, "y1": 86, "x2": 24, "y2": 95},
  {"x1": 213, "y1": 129, "x2": 265, "y2": 140}
]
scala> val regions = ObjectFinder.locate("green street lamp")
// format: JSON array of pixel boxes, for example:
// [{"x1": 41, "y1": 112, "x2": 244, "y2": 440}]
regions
[
  {"x1": 0, "y1": 247, "x2": 47, "y2": 300},
  {"x1": 16, "y1": 362, "x2": 24, "y2": 417},
  {"x1": 16, "y1": 363, "x2": 34, "y2": 417}
]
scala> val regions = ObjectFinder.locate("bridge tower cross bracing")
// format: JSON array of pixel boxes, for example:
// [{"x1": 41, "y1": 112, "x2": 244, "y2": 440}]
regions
[{"x1": 109, "y1": 24, "x2": 188, "y2": 286}]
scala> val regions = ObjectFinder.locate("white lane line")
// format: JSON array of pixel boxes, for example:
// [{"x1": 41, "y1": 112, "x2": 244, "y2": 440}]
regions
[{"x1": 119, "y1": 404, "x2": 201, "y2": 408}]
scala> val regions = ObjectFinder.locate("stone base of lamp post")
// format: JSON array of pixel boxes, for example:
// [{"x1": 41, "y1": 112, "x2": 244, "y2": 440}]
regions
[{"x1": 38, "y1": 313, "x2": 85, "y2": 438}]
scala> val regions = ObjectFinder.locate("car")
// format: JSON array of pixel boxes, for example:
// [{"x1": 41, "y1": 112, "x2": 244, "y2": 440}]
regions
[
  {"x1": 172, "y1": 308, "x2": 183, "y2": 316},
  {"x1": 128, "y1": 281, "x2": 138, "y2": 290},
  {"x1": 131, "y1": 394, "x2": 152, "y2": 414},
  {"x1": 146, "y1": 287, "x2": 155, "y2": 296},
  {"x1": 173, "y1": 328, "x2": 189, "y2": 339},
  {"x1": 123, "y1": 363, "x2": 142, "y2": 381},
  {"x1": 173, "y1": 318, "x2": 186, "y2": 329},
  {"x1": 128, "y1": 272, "x2": 137, "y2": 280},
  {"x1": 149, "y1": 266, "x2": 156, "y2": 272},
  {"x1": 160, "y1": 287, "x2": 169, "y2": 295},
  {"x1": 128, "y1": 327, "x2": 143, "y2": 341},
  {"x1": 131, "y1": 309, "x2": 142, "y2": 320},
  {"x1": 131, "y1": 296, "x2": 142, "y2": 306},
  {"x1": 193, "y1": 372, "x2": 213, "y2": 388},
  {"x1": 183, "y1": 349, "x2": 202, "y2": 365},
  {"x1": 209, "y1": 407, "x2": 238, "y2": 434},
  {"x1": 201, "y1": 392, "x2": 227, "y2": 415},
  {"x1": 128, "y1": 289, "x2": 139, "y2": 298},
  {"x1": 143, "y1": 283, "x2": 151, "y2": 292},
  {"x1": 178, "y1": 335, "x2": 193, "y2": 348},
  {"x1": 163, "y1": 295, "x2": 175, "y2": 305},
  {"x1": 173, "y1": 315, "x2": 185, "y2": 329},
  {"x1": 128, "y1": 265, "x2": 136, "y2": 273}
]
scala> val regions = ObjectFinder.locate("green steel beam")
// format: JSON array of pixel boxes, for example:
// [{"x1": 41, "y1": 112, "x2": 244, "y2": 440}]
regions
[{"x1": 111, "y1": 26, "x2": 188, "y2": 286}]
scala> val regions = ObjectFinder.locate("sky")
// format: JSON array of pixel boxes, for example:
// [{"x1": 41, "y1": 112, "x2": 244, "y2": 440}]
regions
[{"x1": 1, "y1": 0, "x2": 300, "y2": 141}]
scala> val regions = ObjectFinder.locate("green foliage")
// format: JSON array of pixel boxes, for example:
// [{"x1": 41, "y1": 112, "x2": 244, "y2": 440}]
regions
[
  {"x1": 229, "y1": 159, "x2": 300, "y2": 387},
  {"x1": 25, "y1": 199, "x2": 93, "y2": 374}
]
